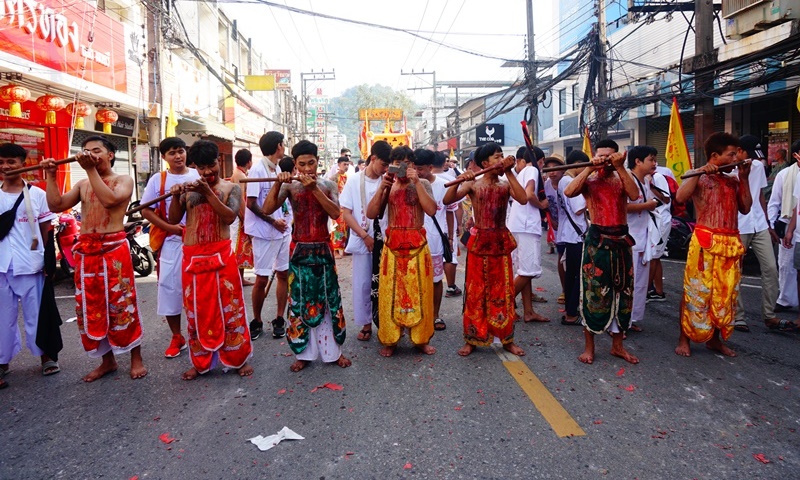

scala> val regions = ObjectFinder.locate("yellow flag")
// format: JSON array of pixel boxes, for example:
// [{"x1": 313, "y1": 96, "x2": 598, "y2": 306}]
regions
[
  {"x1": 796, "y1": 87, "x2": 800, "y2": 113},
  {"x1": 665, "y1": 97, "x2": 693, "y2": 184},
  {"x1": 165, "y1": 98, "x2": 178, "y2": 138},
  {"x1": 582, "y1": 127, "x2": 592, "y2": 158}
]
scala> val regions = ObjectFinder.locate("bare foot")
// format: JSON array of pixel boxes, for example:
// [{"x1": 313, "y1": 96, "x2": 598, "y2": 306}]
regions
[
  {"x1": 610, "y1": 346, "x2": 640, "y2": 364},
  {"x1": 503, "y1": 342, "x2": 525, "y2": 356},
  {"x1": 706, "y1": 339, "x2": 737, "y2": 357},
  {"x1": 378, "y1": 346, "x2": 395, "y2": 357},
  {"x1": 241, "y1": 279, "x2": 255, "y2": 287},
  {"x1": 523, "y1": 313, "x2": 550, "y2": 323},
  {"x1": 238, "y1": 363, "x2": 254, "y2": 376},
  {"x1": 290, "y1": 360, "x2": 309, "y2": 372},
  {"x1": 129, "y1": 346, "x2": 147, "y2": 380},
  {"x1": 416, "y1": 344, "x2": 436, "y2": 355},
  {"x1": 83, "y1": 360, "x2": 118, "y2": 383},
  {"x1": 336, "y1": 355, "x2": 352, "y2": 368},
  {"x1": 457, "y1": 343, "x2": 475, "y2": 357},
  {"x1": 578, "y1": 350, "x2": 594, "y2": 364},
  {"x1": 675, "y1": 338, "x2": 691, "y2": 357},
  {"x1": 182, "y1": 367, "x2": 200, "y2": 381},
  {"x1": 629, "y1": 324, "x2": 643, "y2": 333}
]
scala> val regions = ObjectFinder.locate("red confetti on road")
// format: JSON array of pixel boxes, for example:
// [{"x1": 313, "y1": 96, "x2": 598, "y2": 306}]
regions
[
  {"x1": 311, "y1": 382, "x2": 344, "y2": 393},
  {"x1": 616, "y1": 367, "x2": 625, "y2": 377},
  {"x1": 593, "y1": 420, "x2": 603, "y2": 425},
  {"x1": 277, "y1": 389, "x2": 287, "y2": 394},
  {"x1": 403, "y1": 463, "x2": 413, "y2": 470},
  {"x1": 535, "y1": 287, "x2": 546, "y2": 292},
  {"x1": 753, "y1": 454, "x2": 770, "y2": 464},
  {"x1": 454, "y1": 406, "x2": 463, "y2": 411},
  {"x1": 159, "y1": 433, "x2": 175, "y2": 444},
  {"x1": 623, "y1": 384, "x2": 636, "y2": 392}
]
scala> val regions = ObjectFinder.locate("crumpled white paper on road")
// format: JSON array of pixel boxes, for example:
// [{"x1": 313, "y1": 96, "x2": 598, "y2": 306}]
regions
[{"x1": 248, "y1": 427, "x2": 305, "y2": 451}]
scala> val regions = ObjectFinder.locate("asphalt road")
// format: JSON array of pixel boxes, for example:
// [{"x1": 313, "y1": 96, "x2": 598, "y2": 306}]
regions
[{"x1": 2, "y1": 240, "x2": 798, "y2": 479}]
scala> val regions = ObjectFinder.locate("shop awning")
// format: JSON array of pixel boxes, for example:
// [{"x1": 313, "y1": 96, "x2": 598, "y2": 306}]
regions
[{"x1": 177, "y1": 117, "x2": 235, "y2": 141}]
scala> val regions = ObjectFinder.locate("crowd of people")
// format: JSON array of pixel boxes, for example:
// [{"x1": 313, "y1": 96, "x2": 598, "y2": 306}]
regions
[{"x1": 1, "y1": 129, "x2": 798, "y2": 389}]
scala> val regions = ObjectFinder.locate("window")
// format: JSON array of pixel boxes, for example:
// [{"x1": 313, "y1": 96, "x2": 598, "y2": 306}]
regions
[
  {"x1": 572, "y1": 83, "x2": 581, "y2": 111},
  {"x1": 558, "y1": 89, "x2": 567, "y2": 115}
]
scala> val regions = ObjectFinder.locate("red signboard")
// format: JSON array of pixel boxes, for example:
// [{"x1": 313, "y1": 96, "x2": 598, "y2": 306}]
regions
[{"x1": 0, "y1": 0, "x2": 127, "y2": 92}]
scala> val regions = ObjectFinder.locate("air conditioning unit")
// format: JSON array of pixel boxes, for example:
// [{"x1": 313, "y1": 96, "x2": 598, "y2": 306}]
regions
[{"x1": 724, "y1": 0, "x2": 800, "y2": 38}]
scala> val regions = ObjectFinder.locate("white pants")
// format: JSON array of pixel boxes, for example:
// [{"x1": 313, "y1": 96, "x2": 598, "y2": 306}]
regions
[
  {"x1": 512, "y1": 232, "x2": 542, "y2": 278},
  {"x1": 631, "y1": 251, "x2": 649, "y2": 324},
  {"x1": 777, "y1": 242, "x2": 798, "y2": 307},
  {"x1": 432, "y1": 254, "x2": 444, "y2": 283},
  {"x1": 351, "y1": 254, "x2": 372, "y2": 327},
  {"x1": 449, "y1": 234, "x2": 459, "y2": 265},
  {"x1": 295, "y1": 310, "x2": 341, "y2": 363},
  {"x1": 252, "y1": 235, "x2": 290, "y2": 277},
  {"x1": 157, "y1": 237, "x2": 184, "y2": 316},
  {"x1": 0, "y1": 269, "x2": 44, "y2": 363}
]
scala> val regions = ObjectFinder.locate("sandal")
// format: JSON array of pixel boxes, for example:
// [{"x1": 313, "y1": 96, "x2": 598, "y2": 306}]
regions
[
  {"x1": 357, "y1": 328, "x2": 372, "y2": 341},
  {"x1": 733, "y1": 321, "x2": 751, "y2": 333},
  {"x1": 434, "y1": 318, "x2": 447, "y2": 331},
  {"x1": 766, "y1": 319, "x2": 800, "y2": 332},
  {"x1": 560, "y1": 316, "x2": 582, "y2": 326},
  {"x1": 42, "y1": 360, "x2": 60, "y2": 376},
  {"x1": 629, "y1": 324, "x2": 643, "y2": 333}
]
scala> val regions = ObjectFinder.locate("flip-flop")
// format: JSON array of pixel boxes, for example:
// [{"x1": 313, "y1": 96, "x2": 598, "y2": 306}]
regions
[
  {"x1": 357, "y1": 328, "x2": 372, "y2": 341},
  {"x1": 560, "y1": 316, "x2": 582, "y2": 326},
  {"x1": 42, "y1": 360, "x2": 60, "y2": 376},
  {"x1": 734, "y1": 322, "x2": 751, "y2": 333},
  {"x1": 766, "y1": 319, "x2": 799, "y2": 332},
  {"x1": 434, "y1": 318, "x2": 447, "y2": 331}
]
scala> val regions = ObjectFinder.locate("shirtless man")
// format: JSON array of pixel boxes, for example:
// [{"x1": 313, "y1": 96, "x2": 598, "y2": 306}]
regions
[
  {"x1": 675, "y1": 133, "x2": 751, "y2": 357},
  {"x1": 43, "y1": 136, "x2": 147, "y2": 382},
  {"x1": 262, "y1": 140, "x2": 351, "y2": 372},
  {"x1": 444, "y1": 143, "x2": 528, "y2": 357},
  {"x1": 367, "y1": 146, "x2": 438, "y2": 357},
  {"x1": 564, "y1": 139, "x2": 640, "y2": 365},
  {"x1": 168, "y1": 140, "x2": 253, "y2": 380}
]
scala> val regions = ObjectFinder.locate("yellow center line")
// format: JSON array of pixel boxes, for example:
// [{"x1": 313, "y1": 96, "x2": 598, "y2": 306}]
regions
[{"x1": 494, "y1": 346, "x2": 586, "y2": 438}]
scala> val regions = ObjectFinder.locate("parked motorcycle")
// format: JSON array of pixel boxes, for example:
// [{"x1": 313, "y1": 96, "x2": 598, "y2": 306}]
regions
[
  {"x1": 125, "y1": 220, "x2": 155, "y2": 277},
  {"x1": 667, "y1": 216, "x2": 695, "y2": 259}
]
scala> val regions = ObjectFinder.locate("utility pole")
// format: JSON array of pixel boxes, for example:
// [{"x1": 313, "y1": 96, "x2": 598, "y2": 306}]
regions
[
  {"x1": 145, "y1": 1, "x2": 163, "y2": 176},
  {"x1": 596, "y1": 0, "x2": 609, "y2": 141},
  {"x1": 693, "y1": 0, "x2": 715, "y2": 166},
  {"x1": 526, "y1": 0, "x2": 538, "y2": 143},
  {"x1": 401, "y1": 70, "x2": 437, "y2": 144},
  {"x1": 300, "y1": 70, "x2": 335, "y2": 140}
]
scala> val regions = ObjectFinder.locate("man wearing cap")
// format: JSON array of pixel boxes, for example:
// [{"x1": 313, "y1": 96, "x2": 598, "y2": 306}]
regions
[{"x1": 733, "y1": 135, "x2": 779, "y2": 333}]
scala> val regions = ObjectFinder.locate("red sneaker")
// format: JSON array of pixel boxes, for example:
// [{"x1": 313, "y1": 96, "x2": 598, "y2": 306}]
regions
[{"x1": 164, "y1": 334, "x2": 187, "y2": 358}]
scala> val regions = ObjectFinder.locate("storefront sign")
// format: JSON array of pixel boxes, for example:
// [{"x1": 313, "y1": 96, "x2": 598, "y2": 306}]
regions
[
  {"x1": 476, "y1": 123, "x2": 505, "y2": 146},
  {"x1": 265, "y1": 69, "x2": 291, "y2": 90},
  {"x1": 93, "y1": 113, "x2": 135, "y2": 137},
  {"x1": 0, "y1": 0, "x2": 128, "y2": 92}
]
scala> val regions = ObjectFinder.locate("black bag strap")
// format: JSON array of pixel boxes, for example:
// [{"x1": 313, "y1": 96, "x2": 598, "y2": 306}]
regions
[
  {"x1": 633, "y1": 174, "x2": 659, "y2": 228},
  {"x1": 0, "y1": 187, "x2": 27, "y2": 240},
  {"x1": 429, "y1": 213, "x2": 453, "y2": 263},
  {"x1": 558, "y1": 189, "x2": 584, "y2": 238}
]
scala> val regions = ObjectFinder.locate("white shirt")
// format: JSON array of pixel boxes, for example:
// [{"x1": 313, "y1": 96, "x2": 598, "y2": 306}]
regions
[
  {"x1": 544, "y1": 177, "x2": 559, "y2": 236},
  {"x1": 737, "y1": 159, "x2": 769, "y2": 234},
  {"x1": 340, "y1": 170, "x2": 386, "y2": 255},
  {"x1": 244, "y1": 158, "x2": 291, "y2": 240},
  {"x1": 627, "y1": 172, "x2": 653, "y2": 252},
  {"x1": 651, "y1": 172, "x2": 672, "y2": 221},
  {"x1": 0, "y1": 185, "x2": 57, "y2": 275},
  {"x1": 507, "y1": 164, "x2": 542, "y2": 235},
  {"x1": 556, "y1": 176, "x2": 586, "y2": 245},
  {"x1": 423, "y1": 176, "x2": 447, "y2": 256},
  {"x1": 435, "y1": 170, "x2": 461, "y2": 211},
  {"x1": 768, "y1": 163, "x2": 798, "y2": 226},
  {"x1": 141, "y1": 169, "x2": 200, "y2": 238},
  {"x1": 656, "y1": 166, "x2": 676, "y2": 181}
]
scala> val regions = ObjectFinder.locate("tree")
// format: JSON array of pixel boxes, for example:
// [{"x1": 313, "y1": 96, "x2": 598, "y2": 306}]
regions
[{"x1": 330, "y1": 84, "x2": 420, "y2": 157}]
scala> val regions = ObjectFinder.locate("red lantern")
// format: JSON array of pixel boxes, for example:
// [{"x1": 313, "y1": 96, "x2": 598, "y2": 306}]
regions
[
  {"x1": 95, "y1": 108, "x2": 118, "y2": 134},
  {"x1": 35, "y1": 94, "x2": 66, "y2": 124},
  {"x1": 65, "y1": 101, "x2": 91, "y2": 129},
  {"x1": 0, "y1": 84, "x2": 31, "y2": 118}
]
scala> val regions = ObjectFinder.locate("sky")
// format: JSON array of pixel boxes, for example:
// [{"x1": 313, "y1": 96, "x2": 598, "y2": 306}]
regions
[{"x1": 223, "y1": 0, "x2": 556, "y2": 105}]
